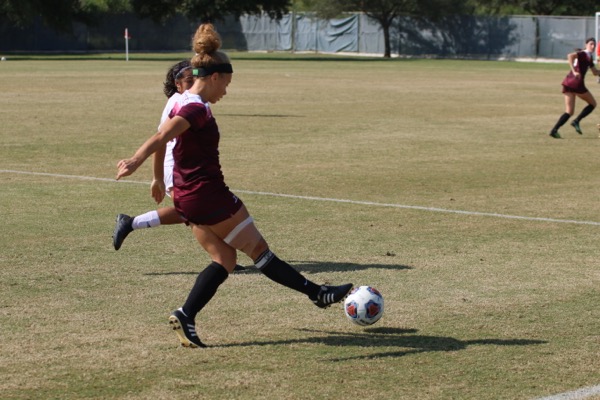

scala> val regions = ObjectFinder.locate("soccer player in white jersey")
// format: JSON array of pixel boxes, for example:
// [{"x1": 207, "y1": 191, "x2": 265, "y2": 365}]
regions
[
  {"x1": 113, "y1": 61, "x2": 246, "y2": 271},
  {"x1": 112, "y1": 61, "x2": 194, "y2": 249}
]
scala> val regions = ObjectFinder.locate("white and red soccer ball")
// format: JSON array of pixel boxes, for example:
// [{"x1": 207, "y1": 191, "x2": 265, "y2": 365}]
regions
[{"x1": 344, "y1": 286, "x2": 384, "y2": 326}]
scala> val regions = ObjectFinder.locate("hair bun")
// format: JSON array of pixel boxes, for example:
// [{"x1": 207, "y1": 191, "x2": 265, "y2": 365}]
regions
[{"x1": 193, "y1": 23, "x2": 221, "y2": 56}]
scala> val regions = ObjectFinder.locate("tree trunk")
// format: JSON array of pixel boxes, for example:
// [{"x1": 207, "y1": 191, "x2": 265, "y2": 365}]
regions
[{"x1": 383, "y1": 22, "x2": 391, "y2": 58}]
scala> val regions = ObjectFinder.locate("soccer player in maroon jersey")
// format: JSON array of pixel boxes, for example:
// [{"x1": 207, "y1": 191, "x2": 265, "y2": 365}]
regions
[
  {"x1": 116, "y1": 23, "x2": 352, "y2": 348},
  {"x1": 549, "y1": 37, "x2": 599, "y2": 138}
]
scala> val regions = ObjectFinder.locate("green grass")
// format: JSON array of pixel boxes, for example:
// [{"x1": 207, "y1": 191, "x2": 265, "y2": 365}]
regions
[{"x1": 1, "y1": 53, "x2": 600, "y2": 399}]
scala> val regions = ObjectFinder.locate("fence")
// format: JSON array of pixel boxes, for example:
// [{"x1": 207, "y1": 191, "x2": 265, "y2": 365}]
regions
[{"x1": 0, "y1": 12, "x2": 596, "y2": 60}]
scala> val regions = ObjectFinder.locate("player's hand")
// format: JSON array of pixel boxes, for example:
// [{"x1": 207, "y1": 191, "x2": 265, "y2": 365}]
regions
[
  {"x1": 151, "y1": 179, "x2": 166, "y2": 204},
  {"x1": 116, "y1": 158, "x2": 140, "y2": 180}
]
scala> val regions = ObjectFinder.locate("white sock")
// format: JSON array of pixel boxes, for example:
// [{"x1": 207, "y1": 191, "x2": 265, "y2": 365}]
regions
[{"x1": 132, "y1": 210, "x2": 161, "y2": 230}]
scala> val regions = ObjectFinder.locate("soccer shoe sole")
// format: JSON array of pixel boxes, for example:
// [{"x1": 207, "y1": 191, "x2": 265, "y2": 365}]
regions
[
  {"x1": 112, "y1": 214, "x2": 132, "y2": 251},
  {"x1": 168, "y1": 315, "x2": 204, "y2": 348}
]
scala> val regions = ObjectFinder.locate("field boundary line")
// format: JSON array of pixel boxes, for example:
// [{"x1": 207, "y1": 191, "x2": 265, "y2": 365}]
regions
[
  {"x1": 3, "y1": 168, "x2": 600, "y2": 227},
  {"x1": 534, "y1": 384, "x2": 600, "y2": 400}
]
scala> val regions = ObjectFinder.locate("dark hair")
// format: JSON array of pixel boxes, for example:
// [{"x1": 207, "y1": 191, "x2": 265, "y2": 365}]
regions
[
  {"x1": 163, "y1": 60, "x2": 191, "y2": 98},
  {"x1": 575, "y1": 38, "x2": 596, "y2": 52}
]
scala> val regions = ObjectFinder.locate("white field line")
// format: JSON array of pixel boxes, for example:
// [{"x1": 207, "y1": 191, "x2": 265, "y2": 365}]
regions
[
  {"x1": 3, "y1": 168, "x2": 600, "y2": 227},
  {"x1": 534, "y1": 385, "x2": 600, "y2": 400}
]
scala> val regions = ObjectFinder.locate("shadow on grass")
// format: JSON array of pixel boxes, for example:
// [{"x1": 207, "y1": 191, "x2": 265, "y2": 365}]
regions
[
  {"x1": 219, "y1": 113, "x2": 305, "y2": 118},
  {"x1": 143, "y1": 260, "x2": 412, "y2": 276},
  {"x1": 214, "y1": 327, "x2": 546, "y2": 361}
]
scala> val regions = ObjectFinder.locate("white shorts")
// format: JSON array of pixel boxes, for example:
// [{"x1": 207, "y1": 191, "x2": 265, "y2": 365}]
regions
[{"x1": 164, "y1": 166, "x2": 174, "y2": 197}]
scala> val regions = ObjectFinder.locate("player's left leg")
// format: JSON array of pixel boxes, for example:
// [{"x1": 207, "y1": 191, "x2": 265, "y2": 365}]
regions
[{"x1": 219, "y1": 206, "x2": 353, "y2": 308}]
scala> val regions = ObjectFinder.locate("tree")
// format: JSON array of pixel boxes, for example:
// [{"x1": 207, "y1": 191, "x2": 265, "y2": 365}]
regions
[
  {"x1": 305, "y1": 0, "x2": 470, "y2": 58},
  {"x1": 0, "y1": 0, "x2": 130, "y2": 31},
  {"x1": 356, "y1": 0, "x2": 418, "y2": 59},
  {"x1": 306, "y1": 0, "x2": 418, "y2": 58},
  {"x1": 0, "y1": 0, "x2": 82, "y2": 31},
  {"x1": 130, "y1": 0, "x2": 292, "y2": 24},
  {"x1": 467, "y1": 0, "x2": 598, "y2": 16}
]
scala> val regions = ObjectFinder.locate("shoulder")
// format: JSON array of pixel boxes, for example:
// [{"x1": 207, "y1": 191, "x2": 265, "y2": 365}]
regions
[
  {"x1": 177, "y1": 100, "x2": 212, "y2": 129},
  {"x1": 165, "y1": 93, "x2": 181, "y2": 109},
  {"x1": 180, "y1": 91, "x2": 204, "y2": 106}
]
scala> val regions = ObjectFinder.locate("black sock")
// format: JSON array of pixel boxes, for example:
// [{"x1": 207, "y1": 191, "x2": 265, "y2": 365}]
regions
[
  {"x1": 182, "y1": 262, "x2": 229, "y2": 319},
  {"x1": 574, "y1": 104, "x2": 595, "y2": 122},
  {"x1": 552, "y1": 112, "x2": 571, "y2": 131},
  {"x1": 255, "y1": 250, "x2": 320, "y2": 299}
]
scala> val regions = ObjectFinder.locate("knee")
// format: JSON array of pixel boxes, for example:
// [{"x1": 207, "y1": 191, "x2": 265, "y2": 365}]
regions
[
  {"x1": 209, "y1": 245, "x2": 238, "y2": 273},
  {"x1": 249, "y1": 239, "x2": 269, "y2": 261},
  {"x1": 236, "y1": 236, "x2": 268, "y2": 261},
  {"x1": 223, "y1": 222, "x2": 267, "y2": 260}
]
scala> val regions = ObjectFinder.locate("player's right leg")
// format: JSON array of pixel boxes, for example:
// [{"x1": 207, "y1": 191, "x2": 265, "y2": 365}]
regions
[
  {"x1": 549, "y1": 93, "x2": 575, "y2": 138},
  {"x1": 112, "y1": 207, "x2": 182, "y2": 250}
]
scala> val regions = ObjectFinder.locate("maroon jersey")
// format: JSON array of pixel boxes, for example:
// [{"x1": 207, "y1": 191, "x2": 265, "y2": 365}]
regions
[
  {"x1": 170, "y1": 92, "x2": 224, "y2": 200},
  {"x1": 168, "y1": 91, "x2": 243, "y2": 225},
  {"x1": 562, "y1": 50, "x2": 595, "y2": 94}
]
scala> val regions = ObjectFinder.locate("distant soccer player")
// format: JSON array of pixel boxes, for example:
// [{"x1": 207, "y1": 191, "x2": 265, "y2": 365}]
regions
[{"x1": 549, "y1": 37, "x2": 599, "y2": 138}]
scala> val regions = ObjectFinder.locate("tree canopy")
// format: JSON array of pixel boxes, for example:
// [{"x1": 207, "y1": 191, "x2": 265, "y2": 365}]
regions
[
  {"x1": 0, "y1": 0, "x2": 596, "y2": 38},
  {"x1": 130, "y1": 0, "x2": 291, "y2": 24},
  {"x1": 0, "y1": 0, "x2": 130, "y2": 31},
  {"x1": 0, "y1": 0, "x2": 291, "y2": 30}
]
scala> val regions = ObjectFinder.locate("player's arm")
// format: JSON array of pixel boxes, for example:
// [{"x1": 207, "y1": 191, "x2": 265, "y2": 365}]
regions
[
  {"x1": 151, "y1": 143, "x2": 167, "y2": 203},
  {"x1": 567, "y1": 52, "x2": 579, "y2": 77},
  {"x1": 116, "y1": 116, "x2": 190, "y2": 180}
]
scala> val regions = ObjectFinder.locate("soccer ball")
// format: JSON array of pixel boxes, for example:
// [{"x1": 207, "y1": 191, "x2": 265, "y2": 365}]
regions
[{"x1": 344, "y1": 286, "x2": 384, "y2": 326}]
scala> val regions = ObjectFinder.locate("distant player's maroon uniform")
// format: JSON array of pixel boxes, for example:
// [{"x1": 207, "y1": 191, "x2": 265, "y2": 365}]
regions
[
  {"x1": 562, "y1": 50, "x2": 595, "y2": 94},
  {"x1": 170, "y1": 91, "x2": 243, "y2": 225}
]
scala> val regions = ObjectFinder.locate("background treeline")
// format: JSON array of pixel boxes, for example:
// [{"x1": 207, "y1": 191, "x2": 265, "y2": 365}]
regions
[
  {"x1": 1, "y1": 0, "x2": 596, "y2": 32},
  {"x1": 0, "y1": 0, "x2": 597, "y2": 57}
]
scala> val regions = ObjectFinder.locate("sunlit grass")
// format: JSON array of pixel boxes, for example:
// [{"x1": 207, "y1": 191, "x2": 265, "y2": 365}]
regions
[{"x1": 0, "y1": 54, "x2": 599, "y2": 400}]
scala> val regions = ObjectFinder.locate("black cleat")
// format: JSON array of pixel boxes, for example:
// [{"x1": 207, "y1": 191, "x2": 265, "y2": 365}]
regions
[
  {"x1": 549, "y1": 130, "x2": 561, "y2": 139},
  {"x1": 312, "y1": 283, "x2": 353, "y2": 308},
  {"x1": 233, "y1": 264, "x2": 246, "y2": 272},
  {"x1": 571, "y1": 120, "x2": 582, "y2": 134},
  {"x1": 112, "y1": 214, "x2": 133, "y2": 251},
  {"x1": 168, "y1": 309, "x2": 206, "y2": 348}
]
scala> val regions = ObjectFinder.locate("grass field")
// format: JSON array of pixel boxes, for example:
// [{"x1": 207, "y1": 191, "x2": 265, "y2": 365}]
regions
[{"x1": 1, "y1": 52, "x2": 600, "y2": 400}]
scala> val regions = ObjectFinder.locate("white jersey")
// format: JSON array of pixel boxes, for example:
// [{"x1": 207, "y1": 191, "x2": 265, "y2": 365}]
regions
[
  {"x1": 160, "y1": 93, "x2": 181, "y2": 176},
  {"x1": 157, "y1": 93, "x2": 181, "y2": 193}
]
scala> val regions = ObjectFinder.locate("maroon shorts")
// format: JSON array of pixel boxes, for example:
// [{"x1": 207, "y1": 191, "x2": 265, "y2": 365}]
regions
[
  {"x1": 562, "y1": 84, "x2": 587, "y2": 94},
  {"x1": 174, "y1": 185, "x2": 244, "y2": 226}
]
